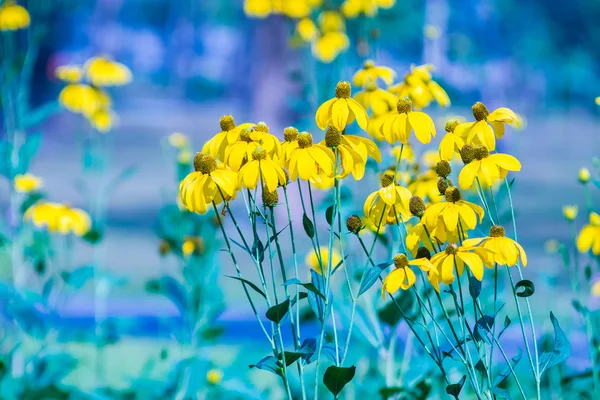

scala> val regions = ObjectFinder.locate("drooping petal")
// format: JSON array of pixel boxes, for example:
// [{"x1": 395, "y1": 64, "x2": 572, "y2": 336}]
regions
[
  {"x1": 347, "y1": 98, "x2": 369, "y2": 130},
  {"x1": 408, "y1": 111, "x2": 436, "y2": 144},
  {"x1": 315, "y1": 98, "x2": 337, "y2": 129},
  {"x1": 457, "y1": 251, "x2": 484, "y2": 280},
  {"x1": 401, "y1": 267, "x2": 417, "y2": 290},
  {"x1": 489, "y1": 154, "x2": 521, "y2": 171},
  {"x1": 487, "y1": 107, "x2": 518, "y2": 123},
  {"x1": 441, "y1": 255, "x2": 455, "y2": 284},
  {"x1": 458, "y1": 160, "x2": 481, "y2": 189},
  {"x1": 331, "y1": 99, "x2": 350, "y2": 130}
]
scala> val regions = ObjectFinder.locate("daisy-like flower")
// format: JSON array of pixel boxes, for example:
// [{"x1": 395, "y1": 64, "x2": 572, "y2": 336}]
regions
[
  {"x1": 458, "y1": 145, "x2": 521, "y2": 189},
  {"x1": 364, "y1": 172, "x2": 413, "y2": 226},
  {"x1": 85, "y1": 56, "x2": 132, "y2": 87},
  {"x1": 563, "y1": 205, "x2": 578, "y2": 222},
  {"x1": 438, "y1": 119, "x2": 465, "y2": 161},
  {"x1": 352, "y1": 60, "x2": 396, "y2": 88},
  {"x1": 179, "y1": 154, "x2": 238, "y2": 214},
  {"x1": 311, "y1": 31, "x2": 350, "y2": 63},
  {"x1": 430, "y1": 243, "x2": 493, "y2": 285},
  {"x1": 389, "y1": 64, "x2": 450, "y2": 109},
  {"x1": 381, "y1": 253, "x2": 438, "y2": 296},
  {"x1": 379, "y1": 97, "x2": 436, "y2": 144},
  {"x1": 168, "y1": 133, "x2": 188, "y2": 149},
  {"x1": 14, "y1": 173, "x2": 43, "y2": 193},
  {"x1": 408, "y1": 169, "x2": 441, "y2": 204},
  {"x1": 322, "y1": 127, "x2": 381, "y2": 180},
  {"x1": 306, "y1": 246, "x2": 342, "y2": 275},
  {"x1": 55, "y1": 65, "x2": 84, "y2": 83},
  {"x1": 315, "y1": 81, "x2": 369, "y2": 131},
  {"x1": 287, "y1": 132, "x2": 335, "y2": 181},
  {"x1": 202, "y1": 115, "x2": 253, "y2": 161},
  {"x1": 455, "y1": 102, "x2": 519, "y2": 151},
  {"x1": 58, "y1": 84, "x2": 106, "y2": 116},
  {"x1": 224, "y1": 122, "x2": 281, "y2": 171},
  {"x1": 354, "y1": 82, "x2": 398, "y2": 116},
  {"x1": 310, "y1": 167, "x2": 335, "y2": 190},
  {"x1": 238, "y1": 147, "x2": 287, "y2": 192},
  {"x1": 296, "y1": 18, "x2": 318, "y2": 42},
  {"x1": 422, "y1": 186, "x2": 484, "y2": 232},
  {"x1": 0, "y1": 1, "x2": 30, "y2": 31},
  {"x1": 281, "y1": 126, "x2": 300, "y2": 164},
  {"x1": 406, "y1": 216, "x2": 462, "y2": 256},
  {"x1": 366, "y1": 110, "x2": 392, "y2": 141},
  {"x1": 24, "y1": 202, "x2": 91, "y2": 236},
  {"x1": 463, "y1": 225, "x2": 527, "y2": 267},
  {"x1": 577, "y1": 212, "x2": 600, "y2": 255}
]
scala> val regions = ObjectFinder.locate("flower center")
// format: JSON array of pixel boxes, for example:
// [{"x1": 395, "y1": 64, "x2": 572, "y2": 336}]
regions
[
  {"x1": 473, "y1": 145, "x2": 489, "y2": 160},
  {"x1": 393, "y1": 254, "x2": 408, "y2": 269},
  {"x1": 396, "y1": 97, "x2": 413, "y2": 114},
  {"x1": 490, "y1": 225, "x2": 505, "y2": 237},
  {"x1": 437, "y1": 177, "x2": 452, "y2": 195},
  {"x1": 325, "y1": 126, "x2": 342, "y2": 148},
  {"x1": 255, "y1": 122, "x2": 269, "y2": 133},
  {"x1": 346, "y1": 215, "x2": 363, "y2": 234},
  {"x1": 193, "y1": 152, "x2": 204, "y2": 172},
  {"x1": 220, "y1": 115, "x2": 235, "y2": 132},
  {"x1": 198, "y1": 155, "x2": 217, "y2": 174},
  {"x1": 409, "y1": 196, "x2": 425, "y2": 217},
  {"x1": 435, "y1": 160, "x2": 451, "y2": 178},
  {"x1": 445, "y1": 119, "x2": 459, "y2": 133},
  {"x1": 363, "y1": 60, "x2": 375, "y2": 69},
  {"x1": 262, "y1": 186, "x2": 279, "y2": 207},
  {"x1": 297, "y1": 132, "x2": 313, "y2": 148},
  {"x1": 445, "y1": 243, "x2": 458, "y2": 255},
  {"x1": 472, "y1": 102, "x2": 489, "y2": 122},
  {"x1": 283, "y1": 126, "x2": 298, "y2": 142},
  {"x1": 239, "y1": 129, "x2": 252, "y2": 142},
  {"x1": 380, "y1": 173, "x2": 395, "y2": 187},
  {"x1": 252, "y1": 147, "x2": 267, "y2": 161},
  {"x1": 335, "y1": 81, "x2": 351, "y2": 98},
  {"x1": 460, "y1": 144, "x2": 475, "y2": 164},
  {"x1": 416, "y1": 247, "x2": 432, "y2": 260},
  {"x1": 445, "y1": 186, "x2": 462, "y2": 203}
]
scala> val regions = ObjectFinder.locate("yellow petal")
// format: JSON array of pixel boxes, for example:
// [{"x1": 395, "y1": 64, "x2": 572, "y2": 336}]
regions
[
  {"x1": 408, "y1": 111, "x2": 436, "y2": 144},
  {"x1": 489, "y1": 153, "x2": 521, "y2": 171},
  {"x1": 331, "y1": 99, "x2": 350, "y2": 131},
  {"x1": 315, "y1": 98, "x2": 336, "y2": 129},
  {"x1": 457, "y1": 251, "x2": 484, "y2": 280},
  {"x1": 347, "y1": 98, "x2": 369, "y2": 130}
]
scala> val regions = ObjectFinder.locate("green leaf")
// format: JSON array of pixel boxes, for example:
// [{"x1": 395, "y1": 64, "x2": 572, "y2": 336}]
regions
[
  {"x1": 325, "y1": 205, "x2": 335, "y2": 226},
  {"x1": 266, "y1": 299, "x2": 290, "y2": 323},
  {"x1": 249, "y1": 355, "x2": 282, "y2": 376},
  {"x1": 225, "y1": 275, "x2": 266, "y2": 299},
  {"x1": 302, "y1": 213, "x2": 315, "y2": 238},
  {"x1": 539, "y1": 312, "x2": 571, "y2": 373},
  {"x1": 323, "y1": 365, "x2": 356, "y2": 397},
  {"x1": 357, "y1": 261, "x2": 392, "y2": 298},
  {"x1": 515, "y1": 280, "x2": 535, "y2": 297},
  {"x1": 81, "y1": 226, "x2": 103, "y2": 244},
  {"x1": 284, "y1": 278, "x2": 325, "y2": 300},
  {"x1": 446, "y1": 375, "x2": 466, "y2": 400},
  {"x1": 494, "y1": 349, "x2": 522, "y2": 386},
  {"x1": 469, "y1": 275, "x2": 482, "y2": 299},
  {"x1": 278, "y1": 351, "x2": 308, "y2": 367},
  {"x1": 61, "y1": 266, "x2": 95, "y2": 289},
  {"x1": 145, "y1": 276, "x2": 188, "y2": 313}
]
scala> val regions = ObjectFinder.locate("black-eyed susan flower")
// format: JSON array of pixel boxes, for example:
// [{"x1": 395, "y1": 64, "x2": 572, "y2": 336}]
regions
[
  {"x1": 224, "y1": 123, "x2": 281, "y2": 171},
  {"x1": 56, "y1": 65, "x2": 84, "y2": 83},
  {"x1": 422, "y1": 186, "x2": 484, "y2": 232},
  {"x1": 14, "y1": 173, "x2": 43, "y2": 193},
  {"x1": 463, "y1": 225, "x2": 527, "y2": 267},
  {"x1": 179, "y1": 154, "x2": 238, "y2": 214},
  {"x1": 238, "y1": 147, "x2": 287, "y2": 192},
  {"x1": 577, "y1": 212, "x2": 600, "y2": 255},
  {"x1": 0, "y1": 1, "x2": 30, "y2": 31},
  {"x1": 364, "y1": 172, "x2": 413, "y2": 226},
  {"x1": 455, "y1": 102, "x2": 519, "y2": 151},
  {"x1": 24, "y1": 202, "x2": 91, "y2": 236},
  {"x1": 287, "y1": 132, "x2": 335, "y2": 181},
  {"x1": 563, "y1": 205, "x2": 578, "y2": 222},
  {"x1": 306, "y1": 246, "x2": 342, "y2": 275},
  {"x1": 354, "y1": 83, "x2": 398, "y2": 116},
  {"x1": 379, "y1": 97, "x2": 436, "y2": 144},
  {"x1": 85, "y1": 56, "x2": 132, "y2": 87},
  {"x1": 352, "y1": 60, "x2": 396, "y2": 88},
  {"x1": 438, "y1": 119, "x2": 465, "y2": 161},
  {"x1": 430, "y1": 243, "x2": 493, "y2": 284},
  {"x1": 316, "y1": 81, "x2": 369, "y2": 131},
  {"x1": 458, "y1": 145, "x2": 521, "y2": 189},
  {"x1": 202, "y1": 115, "x2": 253, "y2": 161}
]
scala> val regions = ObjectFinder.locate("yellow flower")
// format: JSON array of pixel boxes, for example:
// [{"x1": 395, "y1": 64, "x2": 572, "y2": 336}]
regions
[
  {"x1": 179, "y1": 154, "x2": 238, "y2": 214},
  {"x1": 224, "y1": 123, "x2": 281, "y2": 171},
  {"x1": 244, "y1": 0, "x2": 272, "y2": 18},
  {"x1": 281, "y1": 126, "x2": 300, "y2": 164},
  {"x1": 463, "y1": 226, "x2": 527, "y2": 267},
  {"x1": 389, "y1": 64, "x2": 450, "y2": 108},
  {"x1": 287, "y1": 132, "x2": 336, "y2": 181},
  {"x1": 0, "y1": 1, "x2": 30, "y2": 31},
  {"x1": 429, "y1": 243, "x2": 493, "y2": 287},
  {"x1": 406, "y1": 218, "x2": 462, "y2": 256},
  {"x1": 390, "y1": 144, "x2": 415, "y2": 164},
  {"x1": 85, "y1": 56, "x2": 132, "y2": 87},
  {"x1": 361, "y1": 216, "x2": 387, "y2": 235},
  {"x1": 58, "y1": 84, "x2": 104, "y2": 115},
  {"x1": 309, "y1": 168, "x2": 335, "y2": 190},
  {"x1": 280, "y1": 0, "x2": 311, "y2": 18},
  {"x1": 316, "y1": 81, "x2": 369, "y2": 131},
  {"x1": 354, "y1": 84, "x2": 397, "y2": 116},
  {"x1": 306, "y1": 246, "x2": 342, "y2": 275},
  {"x1": 577, "y1": 212, "x2": 600, "y2": 255},
  {"x1": 297, "y1": 18, "x2": 318, "y2": 42},
  {"x1": 312, "y1": 31, "x2": 350, "y2": 63},
  {"x1": 408, "y1": 169, "x2": 440, "y2": 203},
  {"x1": 382, "y1": 254, "x2": 437, "y2": 296},
  {"x1": 458, "y1": 145, "x2": 521, "y2": 189},
  {"x1": 182, "y1": 237, "x2": 204, "y2": 257},
  {"x1": 168, "y1": 133, "x2": 188, "y2": 149},
  {"x1": 424, "y1": 24, "x2": 440, "y2": 39},
  {"x1": 363, "y1": 172, "x2": 413, "y2": 226},
  {"x1": 178, "y1": 150, "x2": 192, "y2": 165},
  {"x1": 455, "y1": 102, "x2": 518, "y2": 151},
  {"x1": 352, "y1": 60, "x2": 396, "y2": 87},
  {"x1": 422, "y1": 186, "x2": 484, "y2": 232},
  {"x1": 366, "y1": 111, "x2": 392, "y2": 141},
  {"x1": 202, "y1": 115, "x2": 253, "y2": 162},
  {"x1": 563, "y1": 205, "x2": 578, "y2": 222},
  {"x1": 318, "y1": 10, "x2": 345, "y2": 33},
  {"x1": 595, "y1": 96, "x2": 600, "y2": 106},
  {"x1": 438, "y1": 119, "x2": 465, "y2": 161},
  {"x1": 56, "y1": 65, "x2": 83, "y2": 83},
  {"x1": 379, "y1": 97, "x2": 436, "y2": 144},
  {"x1": 322, "y1": 127, "x2": 381, "y2": 180},
  {"x1": 238, "y1": 147, "x2": 286, "y2": 192},
  {"x1": 14, "y1": 173, "x2": 43, "y2": 193},
  {"x1": 88, "y1": 109, "x2": 115, "y2": 132},
  {"x1": 579, "y1": 167, "x2": 591, "y2": 184},
  {"x1": 592, "y1": 281, "x2": 600, "y2": 296},
  {"x1": 207, "y1": 369, "x2": 223, "y2": 385},
  {"x1": 25, "y1": 202, "x2": 91, "y2": 236}
]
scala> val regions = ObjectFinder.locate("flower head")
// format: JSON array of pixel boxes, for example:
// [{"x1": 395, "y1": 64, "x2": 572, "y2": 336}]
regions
[
  {"x1": 429, "y1": 243, "x2": 493, "y2": 287},
  {"x1": 354, "y1": 84, "x2": 398, "y2": 116},
  {"x1": 14, "y1": 173, "x2": 43, "y2": 193},
  {"x1": 422, "y1": 186, "x2": 484, "y2": 232},
  {"x1": 455, "y1": 102, "x2": 519, "y2": 151},
  {"x1": 56, "y1": 65, "x2": 84, "y2": 83},
  {"x1": 315, "y1": 81, "x2": 369, "y2": 131},
  {"x1": 379, "y1": 97, "x2": 436, "y2": 144},
  {"x1": 224, "y1": 123, "x2": 281, "y2": 171},
  {"x1": 579, "y1": 168, "x2": 591, "y2": 184},
  {"x1": 389, "y1": 64, "x2": 450, "y2": 109},
  {"x1": 287, "y1": 132, "x2": 336, "y2": 181},
  {"x1": 364, "y1": 173, "x2": 413, "y2": 226},
  {"x1": 306, "y1": 246, "x2": 342, "y2": 275},
  {"x1": 238, "y1": 147, "x2": 287, "y2": 192},
  {"x1": 202, "y1": 115, "x2": 253, "y2": 161},
  {"x1": 577, "y1": 212, "x2": 600, "y2": 255},
  {"x1": 24, "y1": 202, "x2": 91, "y2": 236},
  {"x1": 207, "y1": 369, "x2": 223, "y2": 386},
  {"x1": 0, "y1": 1, "x2": 30, "y2": 31},
  {"x1": 352, "y1": 60, "x2": 396, "y2": 87},
  {"x1": 458, "y1": 145, "x2": 521, "y2": 189},
  {"x1": 463, "y1": 225, "x2": 527, "y2": 267},
  {"x1": 382, "y1": 253, "x2": 437, "y2": 296},
  {"x1": 438, "y1": 118, "x2": 465, "y2": 161},
  {"x1": 563, "y1": 205, "x2": 578, "y2": 221}
]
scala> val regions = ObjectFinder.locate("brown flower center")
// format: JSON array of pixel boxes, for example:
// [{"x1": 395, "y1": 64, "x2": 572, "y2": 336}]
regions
[
  {"x1": 297, "y1": 132, "x2": 313, "y2": 148},
  {"x1": 472, "y1": 102, "x2": 489, "y2": 122},
  {"x1": 325, "y1": 126, "x2": 342, "y2": 148},
  {"x1": 335, "y1": 81, "x2": 351, "y2": 98},
  {"x1": 396, "y1": 97, "x2": 413, "y2": 114},
  {"x1": 473, "y1": 145, "x2": 489, "y2": 160},
  {"x1": 445, "y1": 119, "x2": 459, "y2": 133},
  {"x1": 490, "y1": 225, "x2": 505, "y2": 237},
  {"x1": 198, "y1": 155, "x2": 217, "y2": 174},
  {"x1": 393, "y1": 254, "x2": 409, "y2": 269},
  {"x1": 445, "y1": 186, "x2": 461, "y2": 203},
  {"x1": 252, "y1": 147, "x2": 267, "y2": 161},
  {"x1": 445, "y1": 243, "x2": 458, "y2": 255},
  {"x1": 220, "y1": 115, "x2": 235, "y2": 132}
]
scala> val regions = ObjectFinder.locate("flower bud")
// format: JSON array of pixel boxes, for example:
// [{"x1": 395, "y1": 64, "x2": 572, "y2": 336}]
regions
[
  {"x1": 346, "y1": 215, "x2": 363, "y2": 235},
  {"x1": 409, "y1": 196, "x2": 425, "y2": 218},
  {"x1": 460, "y1": 144, "x2": 475, "y2": 164},
  {"x1": 562, "y1": 205, "x2": 578, "y2": 221},
  {"x1": 335, "y1": 81, "x2": 351, "y2": 98},
  {"x1": 435, "y1": 160, "x2": 451, "y2": 178},
  {"x1": 579, "y1": 168, "x2": 591, "y2": 184}
]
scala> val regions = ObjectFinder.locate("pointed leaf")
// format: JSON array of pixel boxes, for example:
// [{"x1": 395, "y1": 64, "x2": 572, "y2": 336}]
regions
[
  {"x1": 325, "y1": 205, "x2": 335, "y2": 226},
  {"x1": 445, "y1": 375, "x2": 466, "y2": 400},
  {"x1": 469, "y1": 275, "x2": 482, "y2": 299},
  {"x1": 494, "y1": 349, "x2": 522, "y2": 386},
  {"x1": 284, "y1": 278, "x2": 326, "y2": 300},
  {"x1": 225, "y1": 275, "x2": 266, "y2": 299},
  {"x1": 302, "y1": 213, "x2": 315, "y2": 238},
  {"x1": 249, "y1": 355, "x2": 282, "y2": 376},
  {"x1": 357, "y1": 261, "x2": 392, "y2": 298},
  {"x1": 539, "y1": 312, "x2": 571, "y2": 373},
  {"x1": 323, "y1": 365, "x2": 356, "y2": 397},
  {"x1": 266, "y1": 299, "x2": 290, "y2": 323}
]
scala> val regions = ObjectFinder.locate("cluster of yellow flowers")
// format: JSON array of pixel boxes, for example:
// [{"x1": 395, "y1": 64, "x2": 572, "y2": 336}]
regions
[
  {"x1": 0, "y1": 0, "x2": 30, "y2": 31},
  {"x1": 24, "y1": 202, "x2": 91, "y2": 236},
  {"x1": 180, "y1": 61, "x2": 527, "y2": 297},
  {"x1": 57, "y1": 57, "x2": 132, "y2": 132},
  {"x1": 244, "y1": 0, "x2": 396, "y2": 63}
]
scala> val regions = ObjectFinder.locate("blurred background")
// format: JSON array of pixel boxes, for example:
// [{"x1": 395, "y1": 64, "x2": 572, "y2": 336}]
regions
[{"x1": 1, "y1": 0, "x2": 600, "y2": 397}]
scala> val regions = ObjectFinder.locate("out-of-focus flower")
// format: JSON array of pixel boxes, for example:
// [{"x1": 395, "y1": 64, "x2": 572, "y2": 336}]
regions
[
  {"x1": 207, "y1": 369, "x2": 223, "y2": 385},
  {"x1": 244, "y1": 0, "x2": 272, "y2": 18},
  {"x1": 14, "y1": 173, "x2": 43, "y2": 193},
  {"x1": 297, "y1": 18, "x2": 318, "y2": 42},
  {"x1": 390, "y1": 64, "x2": 450, "y2": 109},
  {"x1": 562, "y1": 205, "x2": 578, "y2": 222},
  {"x1": 56, "y1": 65, "x2": 84, "y2": 83},
  {"x1": 352, "y1": 60, "x2": 395, "y2": 87},
  {"x1": 424, "y1": 24, "x2": 440, "y2": 39},
  {"x1": 306, "y1": 246, "x2": 342, "y2": 275},
  {"x1": 579, "y1": 167, "x2": 591, "y2": 184},
  {"x1": 595, "y1": 96, "x2": 600, "y2": 106},
  {"x1": 577, "y1": 212, "x2": 600, "y2": 255},
  {"x1": 354, "y1": 84, "x2": 397, "y2": 116},
  {"x1": 89, "y1": 109, "x2": 115, "y2": 133},
  {"x1": 58, "y1": 84, "x2": 104, "y2": 115},
  {"x1": 318, "y1": 11, "x2": 345, "y2": 33},
  {"x1": 85, "y1": 56, "x2": 132, "y2": 87},
  {"x1": 0, "y1": 1, "x2": 30, "y2": 31},
  {"x1": 168, "y1": 133, "x2": 189, "y2": 149},
  {"x1": 25, "y1": 202, "x2": 91, "y2": 236},
  {"x1": 592, "y1": 281, "x2": 600, "y2": 296},
  {"x1": 312, "y1": 31, "x2": 350, "y2": 63},
  {"x1": 182, "y1": 236, "x2": 204, "y2": 257}
]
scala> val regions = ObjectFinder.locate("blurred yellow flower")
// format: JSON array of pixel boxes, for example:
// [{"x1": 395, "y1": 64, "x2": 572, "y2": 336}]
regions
[
  {"x1": 562, "y1": 205, "x2": 578, "y2": 221},
  {"x1": 182, "y1": 237, "x2": 203, "y2": 257},
  {"x1": 0, "y1": 1, "x2": 30, "y2": 31},
  {"x1": 354, "y1": 84, "x2": 397, "y2": 116},
  {"x1": 455, "y1": 102, "x2": 518, "y2": 151},
  {"x1": 85, "y1": 56, "x2": 132, "y2": 87},
  {"x1": 168, "y1": 133, "x2": 188, "y2": 149},
  {"x1": 311, "y1": 31, "x2": 350, "y2": 63},
  {"x1": 244, "y1": 0, "x2": 272, "y2": 18},
  {"x1": 577, "y1": 212, "x2": 600, "y2": 255},
  {"x1": 14, "y1": 173, "x2": 43, "y2": 193},
  {"x1": 59, "y1": 84, "x2": 104, "y2": 115},
  {"x1": 25, "y1": 202, "x2": 91, "y2": 236},
  {"x1": 316, "y1": 81, "x2": 368, "y2": 131},
  {"x1": 544, "y1": 239, "x2": 560, "y2": 253},
  {"x1": 595, "y1": 97, "x2": 600, "y2": 106},
  {"x1": 318, "y1": 10, "x2": 345, "y2": 33},
  {"x1": 56, "y1": 65, "x2": 84, "y2": 83},
  {"x1": 207, "y1": 369, "x2": 223, "y2": 385},
  {"x1": 380, "y1": 97, "x2": 436, "y2": 144},
  {"x1": 424, "y1": 24, "x2": 440, "y2": 39},
  {"x1": 88, "y1": 109, "x2": 115, "y2": 133},
  {"x1": 458, "y1": 145, "x2": 521, "y2": 189},
  {"x1": 592, "y1": 281, "x2": 600, "y2": 296},
  {"x1": 306, "y1": 246, "x2": 342, "y2": 275},
  {"x1": 390, "y1": 64, "x2": 450, "y2": 109},
  {"x1": 352, "y1": 60, "x2": 396, "y2": 87},
  {"x1": 463, "y1": 225, "x2": 527, "y2": 267},
  {"x1": 390, "y1": 144, "x2": 415, "y2": 164},
  {"x1": 178, "y1": 150, "x2": 192, "y2": 165},
  {"x1": 579, "y1": 167, "x2": 591, "y2": 184},
  {"x1": 297, "y1": 18, "x2": 318, "y2": 42}
]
